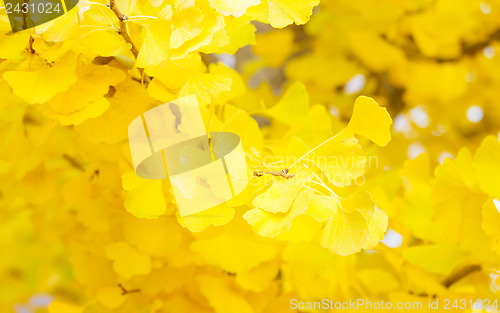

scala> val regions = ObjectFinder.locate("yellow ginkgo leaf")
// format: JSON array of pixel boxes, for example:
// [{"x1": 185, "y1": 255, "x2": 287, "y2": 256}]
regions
[
  {"x1": 170, "y1": 7, "x2": 204, "y2": 50},
  {"x1": 341, "y1": 190, "x2": 376, "y2": 213},
  {"x1": 363, "y1": 208, "x2": 390, "y2": 249},
  {"x1": 402, "y1": 244, "x2": 467, "y2": 275},
  {"x1": 286, "y1": 54, "x2": 360, "y2": 89},
  {"x1": 219, "y1": 108, "x2": 263, "y2": 153},
  {"x1": 319, "y1": 192, "x2": 388, "y2": 256},
  {"x1": 311, "y1": 136, "x2": 366, "y2": 187},
  {"x1": 177, "y1": 203, "x2": 235, "y2": 232},
  {"x1": 199, "y1": 24, "x2": 230, "y2": 54},
  {"x1": 147, "y1": 78, "x2": 178, "y2": 103},
  {"x1": 399, "y1": 153, "x2": 436, "y2": 240},
  {"x1": 306, "y1": 195, "x2": 337, "y2": 222},
  {"x1": 48, "y1": 301, "x2": 83, "y2": 313},
  {"x1": 248, "y1": 0, "x2": 320, "y2": 28},
  {"x1": 403, "y1": 265, "x2": 447, "y2": 296},
  {"x1": 97, "y1": 286, "x2": 126, "y2": 310},
  {"x1": 114, "y1": 0, "x2": 137, "y2": 15},
  {"x1": 481, "y1": 200, "x2": 500, "y2": 253},
  {"x1": 75, "y1": 192, "x2": 110, "y2": 233},
  {"x1": 133, "y1": 265, "x2": 194, "y2": 295},
  {"x1": 345, "y1": 96, "x2": 392, "y2": 146},
  {"x1": 37, "y1": 4, "x2": 80, "y2": 42},
  {"x1": 358, "y1": 269, "x2": 400, "y2": 294},
  {"x1": 123, "y1": 215, "x2": 182, "y2": 257},
  {"x1": 210, "y1": 63, "x2": 247, "y2": 103},
  {"x1": 0, "y1": 33, "x2": 30, "y2": 60},
  {"x1": 80, "y1": 29, "x2": 132, "y2": 57},
  {"x1": 266, "y1": 81, "x2": 309, "y2": 125},
  {"x1": 3, "y1": 52, "x2": 78, "y2": 104},
  {"x1": 244, "y1": 189, "x2": 313, "y2": 237},
  {"x1": 190, "y1": 222, "x2": 277, "y2": 273},
  {"x1": 169, "y1": 0, "x2": 226, "y2": 58},
  {"x1": 216, "y1": 16, "x2": 256, "y2": 54},
  {"x1": 348, "y1": 31, "x2": 406, "y2": 72},
  {"x1": 282, "y1": 241, "x2": 335, "y2": 266},
  {"x1": 430, "y1": 148, "x2": 489, "y2": 248},
  {"x1": 145, "y1": 53, "x2": 205, "y2": 91},
  {"x1": 252, "y1": 177, "x2": 304, "y2": 213},
  {"x1": 75, "y1": 80, "x2": 155, "y2": 144},
  {"x1": 235, "y1": 261, "x2": 280, "y2": 292},
  {"x1": 45, "y1": 61, "x2": 126, "y2": 125},
  {"x1": 474, "y1": 135, "x2": 500, "y2": 199},
  {"x1": 136, "y1": 19, "x2": 173, "y2": 68},
  {"x1": 106, "y1": 242, "x2": 152, "y2": 279},
  {"x1": 179, "y1": 65, "x2": 232, "y2": 105},
  {"x1": 253, "y1": 29, "x2": 294, "y2": 68},
  {"x1": 197, "y1": 275, "x2": 254, "y2": 313},
  {"x1": 122, "y1": 172, "x2": 167, "y2": 219},
  {"x1": 164, "y1": 295, "x2": 213, "y2": 313},
  {"x1": 275, "y1": 213, "x2": 321, "y2": 243},
  {"x1": 209, "y1": 0, "x2": 260, "y2": 17}
]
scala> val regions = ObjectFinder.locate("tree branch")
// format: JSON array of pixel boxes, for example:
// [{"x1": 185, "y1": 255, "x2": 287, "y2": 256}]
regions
[
  {"x1": 253, "y1": 168, "x2": 295, "y2": 179},
  {"x1": 28, "y1": 35, "x2": 35, "y2": 54},
  {"x1": 382, "y1": 28, "x2": 500, "y2": 63},
  {"x1": 108, "y1": 0, "x2": 150, "y2": 85},
  {"x1": 63, "y1": 155, "x2": 85, "y2": 171},
  {"x1": 441, "y1": 265, "x2": 481, "y2": 288},
  {"x1": 118, "y1": 284, "x2": 140, "y2": 295}
]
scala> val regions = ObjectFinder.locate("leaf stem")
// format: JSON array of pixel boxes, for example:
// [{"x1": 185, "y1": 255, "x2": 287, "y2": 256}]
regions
[
  {"x1": 288, "y1": 129, "x2": 347, "y2": 170},
  {"x1": 127, "y1": 15, "x2": 157, "y2": 20}
]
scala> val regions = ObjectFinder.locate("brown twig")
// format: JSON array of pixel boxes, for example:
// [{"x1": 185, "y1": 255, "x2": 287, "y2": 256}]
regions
[
  {"x1": 441, "y1": 265, "x2": 481, "y2": 288},
  {"x1": 108, "y1": 0, "x2": 126, "y2": 22},
  {"x1": 253, "y1": 168, "x2": 295, "y2": 179},
  {"x1": 107, "y1": 0, "x2": 150, "y2": 85},
  {"x1": 63, "y1": 155, "x2": 84, "y2": 171},
  {"x1": 381, "y1": 28, "x2": 500, "y2": 63},
  {"x1": 28, "y1": 36, "x2": 35, "y2": 53},
  {"x1": 118, "y1": 284, "x2": 140, "y2": 295},
  {"x1": 411, "y1": 264, "x2": 481, "y2": 298}
]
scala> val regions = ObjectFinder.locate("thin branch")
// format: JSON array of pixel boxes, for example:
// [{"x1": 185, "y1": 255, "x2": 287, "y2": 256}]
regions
[
  {"x1": 413, "y1": 264, "x2": 481, "y2": 298},
  {"x1": 108, "y1": 0, "x2": 126, "y2": 22},
  {"x1": 442, "y1": 265, "x2": 481, "y2": 288},
  {"x1": 461, "y1": 30, "x2": 500, "y2": 57},
  {"x1": 253, "y1": 130, "x2": 349, "y2": 181},
  {"x1": 108, "y1": 0, "x2": 138, "y2": 56},
  {"x1": 107, "y1": 0, "x2": 151, "y2": 86},
  {"x1": 118, "y1": 284, "x2": 140, "y2": 295},
  {"x1": 28, "y1": 36, "x2": 35, "y2": 53},
  {"x1": 381, "y1": 29, "x2": 500, "y2": 63},
  {"x1": 253, "y1": 168, "x2": 294, "y2": 179},
  {"x1": 63, "y1": 155, "x2": 84, "y2": 171}
]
